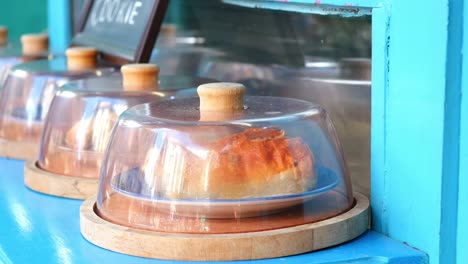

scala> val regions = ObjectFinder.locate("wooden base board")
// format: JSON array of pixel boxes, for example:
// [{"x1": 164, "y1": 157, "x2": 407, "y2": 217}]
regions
[
  {"x1": 0, "y1": 138, "x2": 39, "y2": 160},
  {"x1": 24, "y1": 160, "x2": 99, "y2": 200},
  {"x1": 80, "y1": 193, "x2": 369, "y2": 261}
]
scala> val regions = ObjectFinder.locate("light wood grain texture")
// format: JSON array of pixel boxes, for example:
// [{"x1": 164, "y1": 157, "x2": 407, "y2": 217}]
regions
[
  {"x1": 66, "y1": 47, "x2": 98, "y2": 70},
  {"x1": 81, "y1": 192, "x2": 369, "y2": 261},
  {"x1": 121, "y1": 64, "x2": 159, "y2": 91},
  {"x1": 0, "y1": 138, "x2": 39, "y2": 160},
  {"x1": 24, "y1": 160, "x2": 99, "y2": 200},
  {"x1": 198, "y1": 82, "x2": 246, "y2": 121},
  {"x1": 21, "y1": 33, "x2": 48, "y2": 55},
  {"x1": 198, "y1": 82, "x2": 245, "y2": 111}
]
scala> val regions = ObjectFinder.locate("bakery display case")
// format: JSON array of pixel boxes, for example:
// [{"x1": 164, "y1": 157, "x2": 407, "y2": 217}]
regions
[
  {"x1": 24, "y1": 64, "x2": 213, "y2": 199},
  {"x1": 0, "y1": 47, "x2": 115, "y2": 160},
  {"x1": 1, "y1": 0, "x2": 455, "y2": 262},
  {"x1": 0, "y1": 0, "x2": 170, "y2": 161},
  {"x1": 81, "y1": 82, "x2": 369, "y2": 261}
]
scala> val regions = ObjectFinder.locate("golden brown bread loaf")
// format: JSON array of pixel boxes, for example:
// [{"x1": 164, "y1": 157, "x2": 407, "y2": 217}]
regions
[
  {"x1": 65, "y1": 109, "x2": 118, "y2": 152},
  {"x1": 41, "y1": 109, "x2": 119, "y2": 178},
  {"x1": 147, "y1": 127, "x2": 316, "y2": 199}
]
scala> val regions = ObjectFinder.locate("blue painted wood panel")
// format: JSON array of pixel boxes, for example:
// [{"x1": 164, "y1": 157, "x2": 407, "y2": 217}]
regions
[
  {"x1": 458, "y1": 76, "x2": 467, "y2": 261},
  {"x1": 264, "y1": 0, "x2": 382, "y2": 7},
  {"x1": 224, "y1": 0, "x2": 384, "y2": 9},
  {"x1": 457, "y1": 74, "x2": 467, "y2": 259},
  {"x1": 47, "y1": 0, "x2": 72, "y2": 53},
  {"x1": 439, "y1": 1, "x2": 462, "y2": 264},
  {"x1": 222, "y1": 0, "x2": 373, "y2": 16},
  {"x1": 370, "y1": 0, "x2": 467, "y2": 263},
  {"x1": 370, "y1": 1, "x2": 451, "y2": 263},
  {"x1": 370, "y1": 4, "x2": 388, "y2": 237},
  {"x1": 457, "y1": 0, "x2": 468, "y2": 262},
  {"x1": 0, "y1": 158, "x2": 428, "y2": 264}
]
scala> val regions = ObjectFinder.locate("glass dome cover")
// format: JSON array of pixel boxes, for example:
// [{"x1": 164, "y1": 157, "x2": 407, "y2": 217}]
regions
[
  {"x1": 97, "y1": 83, "x2": 354, "y2": 234},
  {"x1": 0, "y1": 47, "x2": 115, "y2": 148},
  {"x1": 38, "y1": 65, "x2": 213, "y2": 179}
]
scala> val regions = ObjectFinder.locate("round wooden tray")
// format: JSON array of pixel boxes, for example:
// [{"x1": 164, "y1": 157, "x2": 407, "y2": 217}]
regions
[
  {"x1": 0, "y1": 138, "x2": 39, "y2": 160},
  {"x1": 80, "y1": 192, "x2": 369, "y2": 261},
  {"x1": 24, "y1": 160, "x2": 99, "y2": 200}
]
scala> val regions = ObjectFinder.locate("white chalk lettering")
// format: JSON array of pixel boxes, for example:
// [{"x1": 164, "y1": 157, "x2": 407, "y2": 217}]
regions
[
  {"x1": 129, "y1": 2, "x2": 142, "y2": 25},
  {"x1": 90, "y1": 0, "x2": 104, "y2": 26},
  {"x1": 115, "y1": 1, "x2": 130, "y2": 23},
  {"x1": 106, "y1": 0, "x2": 119, "y2": 22},
  {"x1": 98, "y1": 0, "x2": 108, "y2": 23},
  {"x1": 124, "y1": 2, "x2": 133, "y2": 23},
  {"x1": 89, "y1": 0, "x2": 143, "y2": 26}
]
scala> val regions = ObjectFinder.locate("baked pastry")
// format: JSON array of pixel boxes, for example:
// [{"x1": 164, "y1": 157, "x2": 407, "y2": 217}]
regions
[
  {"x1": 144, "y1": 127, "x2": 315, "y2": 199},
  {"x1": 41, "y1": 108, "x2": 118, "y2": 178},
  {"x1": 65, "y1": 107, "x2": 118, "y2": 152}
]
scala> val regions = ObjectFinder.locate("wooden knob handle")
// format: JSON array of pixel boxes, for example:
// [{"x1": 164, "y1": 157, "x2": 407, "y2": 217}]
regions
[
  {"x1": 161, "y1": 24, "x2": 177, "y2": 38},
  {"x1": 21, "y1": 33, "x2": 48, "y2": 55},
  {"x1": 66, "y1": 47, "x2": 98, "y2": 71},
  {"x1": 0, "y1": 26, "x2": 7, "y2": 46},
  {"x1": 197, "y1": 83, "x2": 246, "y2": 121},
  {"x1": 198, "y1": 83, "x2": 245, "y2": 112},
  {"x1": 121, "y1": 64, "x2": 160, "y2": 91}
]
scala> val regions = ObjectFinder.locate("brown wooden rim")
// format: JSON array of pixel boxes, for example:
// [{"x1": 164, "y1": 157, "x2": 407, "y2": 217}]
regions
[
  {"x1": 24, "y1": 160, "x2": 99, "y2": 200},
  {"x1": 80, "y1": 192, "x2": 369, "y2": 261}
]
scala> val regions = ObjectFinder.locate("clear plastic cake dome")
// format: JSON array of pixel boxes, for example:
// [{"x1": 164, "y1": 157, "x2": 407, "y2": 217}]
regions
[
  {"x1": 0, "y1": 47, "x2": 115, "y2": 148},
  {"x1": 37, "y1": 64, "x2": 213, "y2": 179},
  {"x1": 96, "y1": 82, "x2": 354, "y2": 234}
]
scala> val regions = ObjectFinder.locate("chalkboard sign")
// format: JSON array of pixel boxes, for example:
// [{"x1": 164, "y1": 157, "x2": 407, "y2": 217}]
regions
[{"x1": 73, "y1": 0, "x2": 169, "y2": 63}]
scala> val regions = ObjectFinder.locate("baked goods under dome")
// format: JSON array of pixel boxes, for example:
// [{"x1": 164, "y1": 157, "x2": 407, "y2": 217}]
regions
[{"x1": 96, "y1": 82, "x2": 354, "y2": 233}]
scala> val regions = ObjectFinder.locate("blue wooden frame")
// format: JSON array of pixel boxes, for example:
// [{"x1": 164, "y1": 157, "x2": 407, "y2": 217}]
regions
[
  {"x1": 458, "y1": 1, "x2": 467, "y2": 263},
  {"x1": 47, "y1": 0, "x2": 466, "y2": 263},
  {"x1": 372, "y1": 0, "x2": 449, "y2": 259},
  {"x1": 372, "y1": 2, "x2": 461, "y2": 264},
  {"x1": 47, "y1": 0, "x2": 72, "y2": 53}
]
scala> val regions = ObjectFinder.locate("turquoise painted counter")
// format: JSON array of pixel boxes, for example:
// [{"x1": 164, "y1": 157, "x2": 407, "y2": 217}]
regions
[{"x1": 0, "y1": 157, "x2": 427, "y2": 264}]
